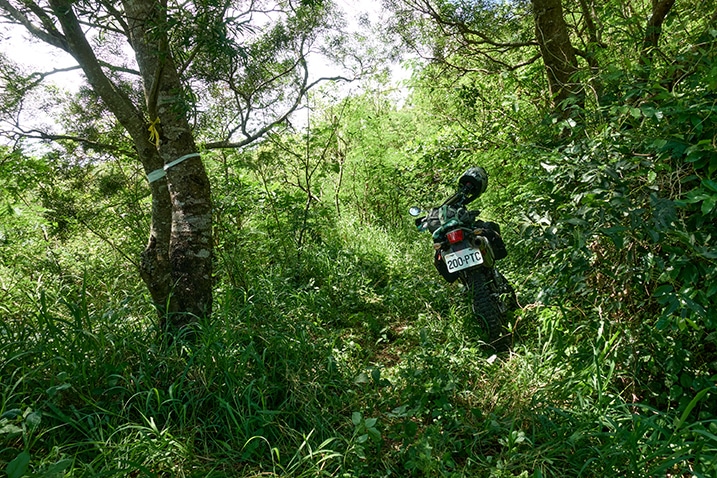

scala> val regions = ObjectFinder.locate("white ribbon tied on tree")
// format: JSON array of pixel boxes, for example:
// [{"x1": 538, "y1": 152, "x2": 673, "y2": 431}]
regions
[{"x1": 147, "y1": 153, "x2": 201, "y2": 183}]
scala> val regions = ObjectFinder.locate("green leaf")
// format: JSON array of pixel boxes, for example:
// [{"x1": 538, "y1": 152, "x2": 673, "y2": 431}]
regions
[
  {"x1": 679, "y1": 373, "x2": 693, "y2": 389},
  {"x1": 652, "y1": 139, "x2": 668, "y2": 149},
  {"x1": 46, "y1": 383, "x2": 71, "y2": 397},
  {"x1": 601, "y1": 226, "x2": 626, "y2": 249},
  {"x1": 43, "y1": 459, "x2": 72, "y2": 476},
  {"x1": 654, "y1": 285, "x2": 673, "y2": 297},
  {"x1": 674, "y1": 388, "x2": 711, "y2": 430},
  {"x1": 388, "y1": 405, "x2": 408, "y2": 417},
  {"x1": 0, "y1": 423, "x2": 23, "y2": 436},
  {"x1": 692, "y1": 429, "x2": 717, "y2": 443},
  {"x1": 351, "y1": 412, "x2": 362, "y2": 426},
  {"x1": 1, "y1": 409, "x2": 22, "y2": 420},
  {"x1": 669, "y1": 384, "x2": 684, "y2": 400},
  {"x1": 353, "y1": 372, "x2": 369, "y2": 384},
  {"x1": 7, "y1": 451, "x2": 31, "y2": 478},
  {"x1": 25, "y1": 411, "x2": 41, "y2": 431},
  {"x1": 701, "y1": 195, "x2": 716, "y2": 215},
  {"x1": 683, "y1": 191, "x2": 709, "y2": 204}
]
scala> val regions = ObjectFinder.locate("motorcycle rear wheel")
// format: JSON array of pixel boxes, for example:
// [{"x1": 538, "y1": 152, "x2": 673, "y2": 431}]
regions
[
  {"x1": 464, "y1": 270, "x2": 505, "y2": 346},
  {"x1": 494, "y1": 269, "x2": 519, "y2": 312}
]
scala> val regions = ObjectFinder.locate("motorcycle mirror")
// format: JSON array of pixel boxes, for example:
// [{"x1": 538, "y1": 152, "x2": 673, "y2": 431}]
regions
[{"x1": 408, "y1": 206, "x2": 422, "y2": 217}]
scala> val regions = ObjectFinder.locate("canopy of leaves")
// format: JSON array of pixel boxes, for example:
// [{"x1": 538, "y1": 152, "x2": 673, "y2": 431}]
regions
[{"x1": 2, "y1": 0, "x2": 717, "y2": 476}]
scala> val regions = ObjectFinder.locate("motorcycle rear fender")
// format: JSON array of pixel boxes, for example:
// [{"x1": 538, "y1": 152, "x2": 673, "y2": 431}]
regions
[
  {"x1": 434, "y1": 250, "x2": 460, "y2": 283},
  {"x1": 434, "y1": 236, "x2": 491, "y2": 283}
]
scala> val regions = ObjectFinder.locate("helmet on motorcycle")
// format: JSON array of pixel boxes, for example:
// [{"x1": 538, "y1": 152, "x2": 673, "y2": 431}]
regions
[{"x1": 458, "y1": 166, "x2": 488, "y2": 202}]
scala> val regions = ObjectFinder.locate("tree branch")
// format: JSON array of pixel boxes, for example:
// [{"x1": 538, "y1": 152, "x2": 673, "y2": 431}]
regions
[
  {"x1": 19, "y1": 128, "x2": 131, "y2": 153},
  {"x1": 0, "y1": 0, "x2": 69, "y2": 51},
  {"x1": 204, "y1": 74, "x2": 351, "y2": 150},
  {"x1": 47, "y1": 0, "x2": 147, "y2": 143}
]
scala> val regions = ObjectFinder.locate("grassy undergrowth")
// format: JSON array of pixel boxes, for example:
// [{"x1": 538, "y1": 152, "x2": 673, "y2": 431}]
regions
[{"x1": 2, "y1": 219, "x2": 716, "y2": 477}]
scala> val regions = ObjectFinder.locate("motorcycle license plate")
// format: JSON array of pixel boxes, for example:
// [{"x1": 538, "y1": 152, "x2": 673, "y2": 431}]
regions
[{"x1": 444, "y1": 248, "x2": 483, "y2": 273}]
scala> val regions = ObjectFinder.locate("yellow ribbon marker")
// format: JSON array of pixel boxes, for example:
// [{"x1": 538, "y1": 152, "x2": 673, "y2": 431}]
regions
[{"x1": 148, "y1": 117, "x2": 161, "y2": 147}]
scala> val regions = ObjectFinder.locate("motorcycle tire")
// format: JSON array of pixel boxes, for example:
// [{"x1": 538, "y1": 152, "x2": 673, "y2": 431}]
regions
[
  {"x1": 465, "y1": 270, "x2": 504, "y2": 345},
  {"x1": 494, "y1": 270, "x2": 519, "y2": 312}
]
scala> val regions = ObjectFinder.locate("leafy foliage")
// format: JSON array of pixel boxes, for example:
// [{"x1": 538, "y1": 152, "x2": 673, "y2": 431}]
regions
[{"x1": 3, "y1": 0, "x2": 717, "y2": 476}]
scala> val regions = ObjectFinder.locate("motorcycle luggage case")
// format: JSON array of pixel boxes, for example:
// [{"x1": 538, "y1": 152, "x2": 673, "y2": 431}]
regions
[
  {"x1": 479, "y1": 222, "x2": 507, "y2": 260},
  {"x1": 484, "y1": 230, "x2": 507, "y2": 260}
]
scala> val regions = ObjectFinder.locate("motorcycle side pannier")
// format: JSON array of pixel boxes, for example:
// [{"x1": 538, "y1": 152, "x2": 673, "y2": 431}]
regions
[{"x1": 478, "y1": 220, "x2": 508, "y2": 260}]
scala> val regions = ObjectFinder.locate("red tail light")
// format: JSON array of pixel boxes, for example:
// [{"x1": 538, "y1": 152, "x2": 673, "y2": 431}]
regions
[{"x1": 446, "y1": 229, "x2": 464, "y2": 244}]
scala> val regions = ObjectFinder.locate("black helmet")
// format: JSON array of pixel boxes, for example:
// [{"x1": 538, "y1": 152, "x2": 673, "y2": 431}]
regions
[{"x1": 458, "y1": 166, "x2": 488, "y2": 203}]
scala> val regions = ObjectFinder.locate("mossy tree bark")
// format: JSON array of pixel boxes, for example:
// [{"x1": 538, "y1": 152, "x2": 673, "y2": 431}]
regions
[
  {"x1": 532, "y1": 0, "x2": 584, "y2": 111},
  {"x1": 45, "y1": 0, "x2": 212, "y2": 327}
]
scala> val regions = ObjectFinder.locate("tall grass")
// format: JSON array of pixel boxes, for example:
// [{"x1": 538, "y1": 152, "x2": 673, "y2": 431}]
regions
[{"x1": 2, "y1": 212, "x2": 716, "y2": 477}]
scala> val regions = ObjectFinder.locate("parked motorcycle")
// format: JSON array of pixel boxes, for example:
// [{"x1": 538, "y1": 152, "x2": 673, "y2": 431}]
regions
[{"x1": 410, "y1": 167, "x2": 517, "y2": 348}]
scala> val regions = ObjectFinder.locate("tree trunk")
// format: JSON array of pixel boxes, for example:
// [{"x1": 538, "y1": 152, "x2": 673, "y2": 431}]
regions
[
  {"x1": 639, "y1": 0, "x2": 676, "y2": 81},
  {"x1": 49, "y1": 0, "x2": 213, "y2": 329},
  {"x1": 532, "y1": 0, "x2": 584, "y2": 111},
  {"x1": 123, "y1": 0, "x2": 213, "y2": 327}
]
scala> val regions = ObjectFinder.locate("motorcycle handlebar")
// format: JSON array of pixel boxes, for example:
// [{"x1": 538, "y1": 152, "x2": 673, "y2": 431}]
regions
[{"x1": 441, "y1": 184, "x2": 474, "y2": 207}]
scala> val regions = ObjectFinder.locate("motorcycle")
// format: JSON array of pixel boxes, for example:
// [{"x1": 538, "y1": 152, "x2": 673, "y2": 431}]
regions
[{"x1": 410, "y1": 167, "x2": 517, "y2": 348}]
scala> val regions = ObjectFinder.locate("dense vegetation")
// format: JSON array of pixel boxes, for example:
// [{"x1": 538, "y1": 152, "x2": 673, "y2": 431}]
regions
[{"x1": 2, "y1": 0, "x2": 717, "y2": 476}]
